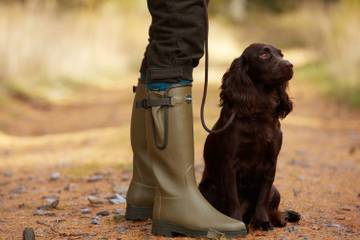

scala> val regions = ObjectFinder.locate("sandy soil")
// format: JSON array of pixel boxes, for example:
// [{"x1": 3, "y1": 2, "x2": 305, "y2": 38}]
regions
[{"x1": 0, "y1": 81, "x2": 359, "y2": 240}]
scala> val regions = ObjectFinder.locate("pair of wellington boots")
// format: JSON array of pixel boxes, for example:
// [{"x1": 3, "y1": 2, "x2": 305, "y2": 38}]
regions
[{"x1": 125, "y1": 82, "x2": 247, "y2": 238}]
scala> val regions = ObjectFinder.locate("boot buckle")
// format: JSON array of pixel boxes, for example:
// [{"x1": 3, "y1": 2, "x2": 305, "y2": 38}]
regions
[{"x1": 136, "y1": 97, "x2": 173, "y2": 109}]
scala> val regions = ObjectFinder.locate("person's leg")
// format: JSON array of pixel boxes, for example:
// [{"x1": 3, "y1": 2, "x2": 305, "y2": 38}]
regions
[
  {"x1": 127, "y1": 0, "x2": 247, "y2": 237},
  {"x1": 127, "y1": 0, "x2": 206, "y2": 219},
  {"x1": 140, "y1": 0, "x2": 206, "y2": 83}
]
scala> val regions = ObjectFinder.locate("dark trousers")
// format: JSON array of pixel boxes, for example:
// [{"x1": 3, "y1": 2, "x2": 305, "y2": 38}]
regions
[{"x1": 140, "y1": 0, "x2": 207, "y2": 83}]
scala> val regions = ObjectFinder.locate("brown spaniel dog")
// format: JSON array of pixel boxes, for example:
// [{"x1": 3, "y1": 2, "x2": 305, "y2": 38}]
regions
[{"x1": 199, "y1": 43, "x2": 300, "y2": 231}]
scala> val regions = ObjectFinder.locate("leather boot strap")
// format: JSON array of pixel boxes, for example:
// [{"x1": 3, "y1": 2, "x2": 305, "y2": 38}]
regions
[{"x1": 136, "y1": 95, "x2": 192, "y2": 109}]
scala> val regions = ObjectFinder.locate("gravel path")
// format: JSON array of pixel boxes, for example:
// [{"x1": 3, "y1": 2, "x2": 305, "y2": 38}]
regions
[{"x1": 0, "y1": 82, "x2": 359, "y2": 240}]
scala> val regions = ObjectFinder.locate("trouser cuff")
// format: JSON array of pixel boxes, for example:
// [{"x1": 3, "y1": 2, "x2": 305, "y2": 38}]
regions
[{"x1": 141, "y1": 66, "x2": 193, "y2": 83}]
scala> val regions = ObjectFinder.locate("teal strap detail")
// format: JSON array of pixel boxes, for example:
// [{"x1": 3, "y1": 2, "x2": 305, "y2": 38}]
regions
[{"x1": 146, "y1": 80, "x2": 191, "y2": 91}]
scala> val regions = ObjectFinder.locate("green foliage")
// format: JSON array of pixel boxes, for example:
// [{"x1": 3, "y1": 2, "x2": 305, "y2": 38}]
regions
[{"x1": 298, "y1": 63, "x2": 360, "y2": 107}]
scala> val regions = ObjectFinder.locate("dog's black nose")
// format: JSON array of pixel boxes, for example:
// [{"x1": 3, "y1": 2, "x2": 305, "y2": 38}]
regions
[{"x1": 285, "y1": 61, "x2": 293, "y2": 68}]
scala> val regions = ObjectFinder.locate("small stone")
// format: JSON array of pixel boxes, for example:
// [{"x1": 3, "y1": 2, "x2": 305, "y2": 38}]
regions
[
  {"x1": 54, "y1": 219, "x2": 66, "y2": 223},
  {"x1": 38, "y1": 198, "x2": 59, "y2": 210},
  {"x1": 340, "y1": 207, "x2": 351, "y2": 211},
  {"x1": 49, "y1": 172, "x2": 60, "y2": 181},
  {"x1": 18, "y1": 203, "x2": 26, "y2": 209},
  {"x1": 116, "y1": 226, "x2": 128, "y2": 234},
  {"x1": 289, "y1": 159, "x2": 310, "y2": 168},
  {"x1": 295, "y1": 149, "x2": 306, "y2": 156},
  {"x1": 311, "y1": 225, "x2": 320, "y2": 230},
  {"x1": 111, "y1": 184, "x2": 127, "y2": 195},
  {"x1": 33, "y1": 209, "x2": 55, "y2": 216},
  {"x1": 42, "y1": 195, "x2": 58, "y2": 200},
  {"x1": 297, "y1": 175, "x2": 305, "y2": 181},
  {"x1": 91, "y1": 217, "x2": 100, "y2": 225},
  {"x1": 11, "y1": 185, "x2": 27, "y2": 194},
  {"x1": 121, "y1": 175, "x2": 130, "y2": 181},
  {"x1": 285, "y1": 226, "x2": 298, "y2": 233},
  {"x1": 325, "y1": 223, "x2": 341, "y2": 228},
  {"x1": 349, "y1": 146, "x2": 356, "y2": 155},
  {"x1": 298, "y1": 236, "x2": 309, "y2": 240},
  {"x1": 335, "y1": 216, "x2": 345, "y2": 220},
  {"x1": 88, "y1": 196, "x2": 103, "y2": 205},
  {"x1": 293, "y1": 189, "x2": 301, "y2": 197},
  {"x1": 3, "y1": 171, "x2": 13, "y2": 178},
  {"x1": 63, "y1": 183, "x2": 77, "y2": 191},
  {"x1": 112, "y1": 209, "x2": 122, "y2": 215},
  {"x1": 81, "y1": 208, "x2": 91, "y2": 214},
  {"x1": 47, "y1": 198, "x2": 59, "y2": 209},
  {"x1": 207, "y1": 228, "x2": 225, "y2": 239},
  {"x1": 113, "y1": 214, "x2": 124, "y2": 223},
  {"x1": 107, "y1": 194, "x2": 126, "y2": 205},
  {"x1": 96, "y1": 210, "x2": 110, "y2": 217},
  {"x1": 87, "y1": 175, "x2": 103, "y2": 183},
  {"x1": 33, "y1": 209, "x2": 45, "y2": 216},
  {"x1": 23, "y1": 227, "x2": 35, "y2": 240}
]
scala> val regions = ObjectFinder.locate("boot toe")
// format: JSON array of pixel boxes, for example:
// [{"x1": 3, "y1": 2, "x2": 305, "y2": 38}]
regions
[{"x1": 214, "y1": 215, "x2": 247, "y2": 235}]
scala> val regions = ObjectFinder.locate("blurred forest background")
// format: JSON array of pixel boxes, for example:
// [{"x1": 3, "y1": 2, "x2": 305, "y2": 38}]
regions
[{"x1": 0, "y1": 0, "x2": 359, "y2": 106}]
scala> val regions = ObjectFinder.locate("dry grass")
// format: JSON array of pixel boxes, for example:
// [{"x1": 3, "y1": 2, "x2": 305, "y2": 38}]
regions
[
  {"x1": 0, "y1": 1, "x2": 359, "y2": 105},
  {"x1": 0, "y1": 1, "x2": 149, "y2": 101}
]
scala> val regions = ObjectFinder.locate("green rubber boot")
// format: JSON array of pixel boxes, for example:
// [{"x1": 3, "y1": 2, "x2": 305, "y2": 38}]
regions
[
  {"x1": 145, "y1": 84, "x2": 247, "y2": 238},
  {"x1": 125, "y1": 83, "x2": 156, "y2": 220}
]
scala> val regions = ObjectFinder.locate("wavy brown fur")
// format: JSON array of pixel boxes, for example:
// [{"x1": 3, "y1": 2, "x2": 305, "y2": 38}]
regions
[{"x1": 199, "y1": 43, "x2": 300, "y2": 231}]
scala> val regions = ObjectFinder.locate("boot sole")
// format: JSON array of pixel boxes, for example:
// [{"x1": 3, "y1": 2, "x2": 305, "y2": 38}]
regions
[
  {"x1": 125, "y1": 205, "x2": 152, "y2": 220},
  {"x1": 152, "y1": 220, "x2": 247, "y2": 238}
]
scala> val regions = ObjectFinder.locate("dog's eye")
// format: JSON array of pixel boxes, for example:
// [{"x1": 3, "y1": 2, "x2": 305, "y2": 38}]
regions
[{"x1": 259, "y1": 52, "x2": 271, "y2": 60}]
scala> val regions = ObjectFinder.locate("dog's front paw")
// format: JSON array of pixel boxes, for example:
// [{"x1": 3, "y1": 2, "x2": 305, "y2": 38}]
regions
[
  {"x1": 252, "y1": 220, "x2": 274, "y2": 231},
  {"x1": 252, "y1": 207, "x2": 273, "y2": 231},
  {"x1": 272, "y1": 217, "x2": 287, "y2": 228}
]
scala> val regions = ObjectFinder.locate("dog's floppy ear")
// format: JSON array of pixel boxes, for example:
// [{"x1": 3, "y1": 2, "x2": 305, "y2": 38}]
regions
[
  {"x1": 220, "y1": 56, "x2": 258, "y2": 116},
  {"x1": 276, "y1": 82, "x2": 293, "y2": 119}
]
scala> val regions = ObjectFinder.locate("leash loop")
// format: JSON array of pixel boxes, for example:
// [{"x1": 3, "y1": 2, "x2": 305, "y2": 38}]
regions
[{"x1": 200, "y1": 0, "x2": 236, "y2": 134}]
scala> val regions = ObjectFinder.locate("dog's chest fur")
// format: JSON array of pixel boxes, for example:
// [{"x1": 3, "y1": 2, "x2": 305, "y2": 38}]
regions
[{"x1": 231, "y1": 91, "x2": 282, "y2": 177}]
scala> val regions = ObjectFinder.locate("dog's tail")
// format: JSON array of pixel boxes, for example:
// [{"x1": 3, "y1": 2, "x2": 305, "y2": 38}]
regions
[{"x1": 283, "y1": 210, "x2": 301, "y2": 223}]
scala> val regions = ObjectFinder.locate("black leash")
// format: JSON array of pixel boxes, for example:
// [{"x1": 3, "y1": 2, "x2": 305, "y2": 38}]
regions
[{"x1": 200, "y1": 0, "x2": 236, "y2": 134}]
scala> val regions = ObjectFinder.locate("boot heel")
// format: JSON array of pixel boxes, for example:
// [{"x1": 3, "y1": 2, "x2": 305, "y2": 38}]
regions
[
  {"x1": 152, "y1": 220, "x2": 206, "y2": 237},
  {"x1": 125, "y1": 205, "x2": 152, "y2": 220},
  {"x1": 152, "y1": 220, "x2": 177, "y2": 237}
]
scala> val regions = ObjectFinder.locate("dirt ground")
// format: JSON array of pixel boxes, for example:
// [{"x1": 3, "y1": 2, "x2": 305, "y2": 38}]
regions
[{"x1": 0, "y1": 79, "x2": 359, "y2": 240}]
